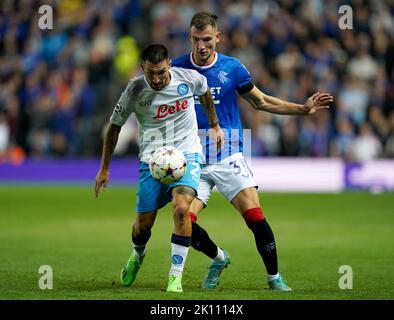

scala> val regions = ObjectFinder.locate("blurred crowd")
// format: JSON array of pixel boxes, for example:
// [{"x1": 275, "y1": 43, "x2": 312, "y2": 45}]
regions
[{"x1": 1, "y1": 0, "x2": 394, "y2": 163}]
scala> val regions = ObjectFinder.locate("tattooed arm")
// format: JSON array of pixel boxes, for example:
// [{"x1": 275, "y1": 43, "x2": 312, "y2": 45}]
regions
[
  {"x1": 198, "y1": 90, "x2": 224, "y2": 151},
  {"x1": 241, "y1": 87, "x2": 333, "y2": 115},
  {"x1": 199, "y1": 90, "x2": 219, "y2": 127},
  {"x1": 95, "y1": 123, "x2": 121, "y2": 197}
]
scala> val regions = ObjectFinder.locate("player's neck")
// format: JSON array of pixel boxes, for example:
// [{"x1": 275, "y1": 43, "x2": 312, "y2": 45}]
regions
[{"x1": 192, "y1": 51, "x2": 216, "y2": 67}]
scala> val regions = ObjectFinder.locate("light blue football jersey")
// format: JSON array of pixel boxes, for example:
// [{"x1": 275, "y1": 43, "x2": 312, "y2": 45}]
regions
[{"x1": 172, "y1": 52, "x2": 253, "y2": 163}]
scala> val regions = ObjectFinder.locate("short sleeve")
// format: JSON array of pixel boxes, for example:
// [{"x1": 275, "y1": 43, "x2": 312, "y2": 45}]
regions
[
  {"x1": 191, "y1": 71, "x2": 208, "y2": 96},
  {"x1": 236, "y1": 62, "x2": 253, "y2": 94},
  {"x1": 110, "y1": 82, "x2": 135, "y2": 127}
]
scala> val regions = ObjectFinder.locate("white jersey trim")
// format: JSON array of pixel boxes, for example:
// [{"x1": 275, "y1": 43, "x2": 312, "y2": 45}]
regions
[{"x1": 190, "y1": 52, "x2": 218, "y2": 69}]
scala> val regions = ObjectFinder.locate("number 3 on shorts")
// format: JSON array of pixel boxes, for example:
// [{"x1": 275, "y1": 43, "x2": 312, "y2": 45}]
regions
[{"x1": 229, "y1": 159, "x2": 251, "y2": 178}]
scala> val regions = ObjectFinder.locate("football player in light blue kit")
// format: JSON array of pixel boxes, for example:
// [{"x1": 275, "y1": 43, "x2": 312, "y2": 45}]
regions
[
  {"x1": 172, "y1": 12, "x2": 333, "y2": 291},
  {"x1": 95, "y1": 44, "x2": 223, "y2": 292}
]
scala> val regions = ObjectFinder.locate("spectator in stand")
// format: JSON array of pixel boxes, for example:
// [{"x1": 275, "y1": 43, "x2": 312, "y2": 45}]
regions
[
  {"x1": 0, "y1": 0, "x2": 393, "y2": 160},
  {"x1": 350, "y1": 122, "x2": 383, "y2": 162}
]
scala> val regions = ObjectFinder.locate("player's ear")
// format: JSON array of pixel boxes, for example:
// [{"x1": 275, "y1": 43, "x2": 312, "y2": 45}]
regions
[
  {"x1": 168, "y1": 59, "x2": 172, "y2": 67},
  {"x1": 216, "y1": 31, "x2": 221, "y2": 44}
]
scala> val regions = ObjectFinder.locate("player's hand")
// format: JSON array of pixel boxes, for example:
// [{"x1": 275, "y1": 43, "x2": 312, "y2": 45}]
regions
[
  {"x1": 95, "y1": 168, "x2": 110, "y2": 198},
  {"x1": 303, "y1": 92, "x2": 334, "y2": 115},
  {"x1": 210, "y1": 124, "x2": 224, "y2": 152}
]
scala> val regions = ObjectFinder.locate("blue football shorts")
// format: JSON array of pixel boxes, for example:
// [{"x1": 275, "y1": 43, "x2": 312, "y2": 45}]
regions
[{"x1": 136, "y1": 153, "x2": 202, "y2": 213}]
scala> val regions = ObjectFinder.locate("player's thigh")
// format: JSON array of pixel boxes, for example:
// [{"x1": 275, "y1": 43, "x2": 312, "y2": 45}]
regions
[
  {"x1": 194, "y1": 168, "x2": 215, "y2": 213},
  {"x1": 171, "y1": 153, "x2": 202, "y2": 197},
  {"x1": 170, "y1": 153, "x2": 202, "y2": 214},
  {"x1": 212, "y1": 154, "x2": 258, "y2": 207},
  {"x1": 136, "y1": 162, "x2": 170, "y2": 213}
]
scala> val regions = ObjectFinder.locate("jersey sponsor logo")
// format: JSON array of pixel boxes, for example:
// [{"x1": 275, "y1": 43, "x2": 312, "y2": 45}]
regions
[
  {"x1": 172, "y1": 254, "x2": 183, "y2": 264},
  {"x1": 154, "y1": 100, "x2": 189, "y2": 120},
  {"x1": 210, "y1": 87, "x2": 222, "y2": 95},
  {"x1": 177, "y1": 83, "x2": 189, "y2": 96},
  {"x1": 218, "y1": 71, "x2": 229, "y2": 84},
  {"x1": 114, "y1": 103, "x2": 122, "y2": 113},
  {"x1": 194, "y1": 86, "x2": 222, "y2": 105}
]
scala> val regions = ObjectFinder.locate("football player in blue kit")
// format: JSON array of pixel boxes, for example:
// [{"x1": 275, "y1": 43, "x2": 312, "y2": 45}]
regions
[{"x1": 172, "y1": 11, "x2": 333, "y2": 291}]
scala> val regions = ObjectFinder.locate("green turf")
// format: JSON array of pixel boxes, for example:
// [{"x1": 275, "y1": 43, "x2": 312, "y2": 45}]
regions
[{"x1": 0, "y1": 186, "x2": 393, "y2": 300}]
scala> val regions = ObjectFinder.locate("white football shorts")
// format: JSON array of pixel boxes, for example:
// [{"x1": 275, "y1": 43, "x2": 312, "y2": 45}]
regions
[{"x1": 197, "y1": 153, "x2": 258, "y2": 206}]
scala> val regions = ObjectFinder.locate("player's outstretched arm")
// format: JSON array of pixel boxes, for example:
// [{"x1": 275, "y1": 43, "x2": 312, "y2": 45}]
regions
[
  {"x1": 198, "y1": 90, "x2": 224, "y2": 151},
  {"x1": 241, "y1": 86, "x2": 333, "y2": 115},
  {"x1": 95, "y1": 123, "x2": 121, "y2": 198}
]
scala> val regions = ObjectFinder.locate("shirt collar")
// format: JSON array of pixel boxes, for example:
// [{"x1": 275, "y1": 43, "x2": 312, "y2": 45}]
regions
[{"x1": 190, "y1": 51, "x2": 218, "y2": 69}]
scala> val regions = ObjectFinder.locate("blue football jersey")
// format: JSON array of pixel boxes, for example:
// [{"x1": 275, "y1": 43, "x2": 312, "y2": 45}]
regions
[{"x1": 172, "y1": 52, "x2": 253, "y2": 163}]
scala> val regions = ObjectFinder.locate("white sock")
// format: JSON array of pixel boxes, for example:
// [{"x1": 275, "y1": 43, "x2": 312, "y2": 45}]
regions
[
  {"x1": 213, "y1": 247, "x2": 225, "y2": 261},
  {"x1": 268, "y1": 273, "x2": 280, "y2": 282},
  {"x1": 169, "y1": 243, "x2": 189, "y2": 277},
  {"x1": 133, "y1": 245, "x2": 146, "y2": 262}
]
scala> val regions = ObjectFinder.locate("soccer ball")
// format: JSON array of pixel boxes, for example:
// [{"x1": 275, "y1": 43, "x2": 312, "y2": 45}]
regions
[{"x1": 149, "y1": 146, "x2": 187, "y2": 184}]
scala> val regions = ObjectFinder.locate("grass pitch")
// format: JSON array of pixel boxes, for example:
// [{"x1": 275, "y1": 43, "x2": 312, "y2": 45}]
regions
[{"x1": 0, "y1": 186, "x2": 393, "y2": 300}]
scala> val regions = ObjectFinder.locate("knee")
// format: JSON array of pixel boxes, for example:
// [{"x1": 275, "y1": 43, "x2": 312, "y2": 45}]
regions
[
  {"x1": 173, "y1": 200, "x2": 191, "y2": 224},
  {"x1": 174, "y1": 200, "x2": 190, "y2": 217},
  {"x1": 242, "y1": 207, "x2": 265, "y2": 229}
]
